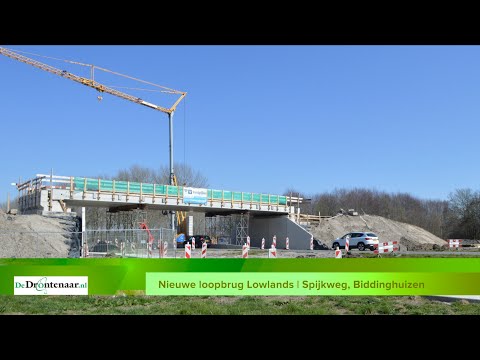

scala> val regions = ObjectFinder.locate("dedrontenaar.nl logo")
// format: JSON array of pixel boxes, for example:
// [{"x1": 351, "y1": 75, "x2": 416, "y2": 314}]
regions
[{"x1": 14, "y1": 276, "x2": 88, "y2": 295}]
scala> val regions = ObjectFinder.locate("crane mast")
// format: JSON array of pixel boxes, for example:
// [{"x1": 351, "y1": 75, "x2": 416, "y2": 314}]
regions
[{"x1": 0, "y1": 46, "x2": 187, "y2": 232}]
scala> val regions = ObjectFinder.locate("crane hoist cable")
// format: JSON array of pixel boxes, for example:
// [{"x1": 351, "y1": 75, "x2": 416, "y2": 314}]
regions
[{"x1": 184, "y1": 96, "x2": 187, "y2": 169}]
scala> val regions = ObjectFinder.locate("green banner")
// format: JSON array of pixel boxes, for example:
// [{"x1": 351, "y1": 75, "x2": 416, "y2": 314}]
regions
[
  {"x1": 0, "y1": 258, "x2": 480, "y2": 295},
  {"x1": 146, "y1": 272, "x2": 480, "y2": 295}
]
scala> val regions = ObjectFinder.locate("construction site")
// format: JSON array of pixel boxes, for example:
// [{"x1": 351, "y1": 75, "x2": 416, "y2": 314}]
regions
[
  {"x1": 1, "y1": 170, "x2": 450, "y2": 258},
  {"x1": 3, "y1": 45, "x2": 480, "y2": 317},
  {"x1": 0, "y1": 46, "x2": 458, "y2": 259}
]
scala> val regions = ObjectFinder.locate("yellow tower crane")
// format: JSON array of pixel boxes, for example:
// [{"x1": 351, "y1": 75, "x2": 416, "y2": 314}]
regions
[{"x1": 0, "y1": 46, "x2": 187, "y2": 232}]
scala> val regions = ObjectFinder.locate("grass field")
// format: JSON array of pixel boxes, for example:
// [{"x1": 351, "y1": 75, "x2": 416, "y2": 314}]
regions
[
  {"x1": 1, "y1": 295, "x2": 480, "y2": 315},
  {"x1": 2, "y1": 252, "x2": 479, "y2": 315}
]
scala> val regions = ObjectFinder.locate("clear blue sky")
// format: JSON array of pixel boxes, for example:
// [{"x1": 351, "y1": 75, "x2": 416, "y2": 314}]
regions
[{"x1": 1, "y1": 45, "x2": 479, "y2": 203}]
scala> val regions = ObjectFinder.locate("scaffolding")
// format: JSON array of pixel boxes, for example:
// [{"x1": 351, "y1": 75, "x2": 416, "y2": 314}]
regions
[
  {"x1": 204, "y1": 213, "x2": 250, "y2": 245},
  {"x1": 205, "y1": 215, "x2": 234, "y2": 244},
  {"x1": 234, "y1": 213, "x2": 249, "y2": 246}
]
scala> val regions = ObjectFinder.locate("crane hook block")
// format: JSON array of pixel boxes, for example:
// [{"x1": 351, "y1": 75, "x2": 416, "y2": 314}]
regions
[{"x1": 97, "y1": 95, "x2": 103, "y2": 101}]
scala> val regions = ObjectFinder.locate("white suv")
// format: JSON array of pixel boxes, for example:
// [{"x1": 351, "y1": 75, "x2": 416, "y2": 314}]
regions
[{"x1": 332, "y1": 232, "x2": 379, "y2": 251}]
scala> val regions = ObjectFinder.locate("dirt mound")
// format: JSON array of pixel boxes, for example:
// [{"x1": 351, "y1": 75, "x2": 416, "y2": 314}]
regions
[
  {"x1": 0, "y1": 213, "x2": 79, "y2": 258},
  {"x1": 310, "y1": 214, "x2": 447, "y2": 251},
  {"x1": 0, "y1": 211, "x2": 448, "y2": 257}
]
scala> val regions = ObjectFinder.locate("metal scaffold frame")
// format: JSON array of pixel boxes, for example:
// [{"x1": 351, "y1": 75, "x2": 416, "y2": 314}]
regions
[
  {"x1": 235, "y1": 213, "x2": 249, "y2": 246},
  {"x1": 205, "y1": 215, "x2": 234, "y2": 244}
]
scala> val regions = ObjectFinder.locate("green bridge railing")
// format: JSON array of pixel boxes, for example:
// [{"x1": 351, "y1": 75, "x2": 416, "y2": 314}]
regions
[{"x1": 72, "y1": 177, "x2": 288, "y2": 206}]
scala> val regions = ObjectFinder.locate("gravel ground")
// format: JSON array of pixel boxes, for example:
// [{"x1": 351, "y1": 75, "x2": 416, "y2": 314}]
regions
[
  {"x1": 0, "y1": 210, "x2": 453, "y2": 258},
  {"x1": 0, "y1": 209, "x2": 79, "y2": 258},
  {"x1": 166, "y1": 248, "x2": 337, "y2": 258},
  {"x1": 162, "y1": 248, "x2": 480, "y2": 259},
  {"x1": 310, "y1": 214, "x2": 447, "y2": 251}
]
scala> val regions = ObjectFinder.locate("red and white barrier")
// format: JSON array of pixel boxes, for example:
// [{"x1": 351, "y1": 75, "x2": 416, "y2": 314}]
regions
[
  {"x1": 269, "y1": 245, "x2": 277, "y2": 258},
  {"x1": 310, "y1": 235, "x2": 313, "y2": 250},
  {"x1": 448, "y1": 239, "x2": 462, "y2": 249},
  {"x1": 84, "y1": 242, "x2": 89, "y2": 258},
  {"x1": 345, "y1": 235, "x2": 350, "y2": 253},
  {"x1": 148, "y1": 243, "x2": 153, "y2": 258},
  {"x1": 164, "y1": 242, "x2": 168, "y2": 257},
  {"x1": 273, "y1": 235, "x2": 277, "y2": 248},
  {"x1": 192, "y1": 237, "x2": 196, "y2": 250},
  {"x1": 201, "y1": 241, "x2": 207, "y2": 258},
  {"x1": 374, "y1": 241, "x2": 399, "y2": 254},
  {"x1": 185, "y1": 243, "x2": 191, "y2": 259},
  {"x1": 242, "y1": 244, "x2": 248, "y2": 258},
  {"x1": 247, "y1": 236, "x2": 250, "y2": 250},
  {"x1": 335, "y1": 247, "x2": 342, "y2": 258},
  {"x1": 261, "y1": 238, "x2": 265, "y2": 250},
  {"x1": 286, "y1": 237, "x2": 289, "y2": 250}
]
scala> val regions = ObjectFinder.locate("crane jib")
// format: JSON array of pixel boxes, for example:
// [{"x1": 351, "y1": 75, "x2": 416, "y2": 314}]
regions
[
  {"x1": 141, "y1": 100, "x2": 158, "y2": 110},
  {"x1": 0, "y1": 46, "x2": 184, "y2": 115}
]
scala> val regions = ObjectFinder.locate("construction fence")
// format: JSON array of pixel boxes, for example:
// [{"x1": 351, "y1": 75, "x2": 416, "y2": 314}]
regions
[
  {"x1": 0, "y1": 228, "x2": 176, "y2": 258},
  {"x1": 85, "y1": 228, "x2": 176, "y2": 258}
]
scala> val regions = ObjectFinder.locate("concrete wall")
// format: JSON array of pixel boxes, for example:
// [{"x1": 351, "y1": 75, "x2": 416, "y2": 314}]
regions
[
  {"x1": 249, "y1": 215, "x2": 312, "y2": 250},
  {"x1": 19, "y1": 189, "x2": 71, "y2": 214},
  {"x1": 18, "y1": 191, "x2": 43, "y2": 214}
]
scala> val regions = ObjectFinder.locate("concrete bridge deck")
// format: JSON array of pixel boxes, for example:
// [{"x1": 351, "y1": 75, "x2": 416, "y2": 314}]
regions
[
  {"x1": 16, "y1": 174, "x2": 300, "y2": 216},
  {"x1": 14, "y1": 174, "x2": 313, "y2": 250}
]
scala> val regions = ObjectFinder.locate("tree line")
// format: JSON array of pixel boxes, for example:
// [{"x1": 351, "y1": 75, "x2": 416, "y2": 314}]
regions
[{"x1": 285, "y1": 187, "x2": 480, "y2": 240}]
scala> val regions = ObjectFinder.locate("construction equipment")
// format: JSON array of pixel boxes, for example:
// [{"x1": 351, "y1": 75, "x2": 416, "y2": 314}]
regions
[
  {"x1": 0, "y1": 46, "x2": 186, "y2": 232},
  {"x1": 0, "y1": 47, "x2": 186, "y2": 114},
  {"x1": 173, "y1": 174, "x2": 187, "y2": 234},
  {"x1": 139, "y1": 222, "x2": 155, "y2": 258}
]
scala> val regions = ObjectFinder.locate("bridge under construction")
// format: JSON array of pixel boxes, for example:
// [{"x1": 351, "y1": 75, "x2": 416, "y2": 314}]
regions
[
  {"x1": 2, "y1": 46, "x2": 315, "y2": 251},
  {"x1": 15, "y1": 174, "x2": 313, "y2": 250}
]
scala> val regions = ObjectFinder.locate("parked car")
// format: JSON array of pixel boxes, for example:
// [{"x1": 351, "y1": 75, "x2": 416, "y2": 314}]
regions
[
  {"x1": 91, "y1": 241, "x2": 119, "y2": 253},
  {"x1": 217, "y1": 237, "x2": 230, "y2": 245},
  {"x1": 182, "y1": 235, "x2": 212, "y2": 248},
  {"x1": 175, "y1": 233, "x2": 186, "y2": 247},
  {"x1": 331, "y1": 232, "x2": 379, "y2": 251}
]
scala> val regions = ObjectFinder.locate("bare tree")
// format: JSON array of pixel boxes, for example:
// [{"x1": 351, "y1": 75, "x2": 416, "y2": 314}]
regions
[
  {"x1": 0, "y1": 195, "x2": 18, "y2": 212},
  {"x1": 308, "y1": 187, "x2": 448, "y2": 238},
  {"x1": 157, "y1": 163, "x2": 209, "y2": 188},
  {"x1": 115, "y1": 163, "x2": 208, "y2": 188},
  {"x1": 448, "y1": 189, "x2": 474, "y2": 219},
  {"x1": 446, "y1": 189, "x2": 480, "y2": 239},
  {"x1": 115, "y1": 165, "x2": 158, "y2": 183}
]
